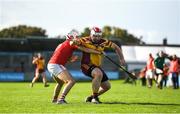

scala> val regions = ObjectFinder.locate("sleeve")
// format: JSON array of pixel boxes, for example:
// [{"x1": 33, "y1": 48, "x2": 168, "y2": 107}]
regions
[
  {"x1": 167, "y1": 56, "x2": 173, "y2": 61},
  {"x1": 79, "y1": 37, "x2": 87, "y2": 46},
  {"x1": 72, "y1": 45, "x2": 78, "y2": 50},
  {"x1": 101, "y1": 39, "x2": 113, "y2": 48}
]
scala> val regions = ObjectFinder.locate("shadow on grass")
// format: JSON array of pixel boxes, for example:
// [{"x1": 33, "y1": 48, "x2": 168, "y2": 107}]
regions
[{"x1": 103, "y1": 101, "x2": 180, "y2": 106}]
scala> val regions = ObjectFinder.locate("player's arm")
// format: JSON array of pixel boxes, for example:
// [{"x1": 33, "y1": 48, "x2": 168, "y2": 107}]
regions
[
  {"x1": 70, "y1": 39, "x2": 101, "y2": 54},
  {"x1": 71, "y1": 38, "x2": 82, "y2": 46},
  {"x1": 111, "y1": 42, "x2": 125, "y2": 65},
  {"x1": 77, "y1": 46, "x2": 101, "y2": 54},
  {"x1": 32, "y1": 57, "x2": 38, "y2": 64},
  {"x1": 32, "y1": 56, "x2": 38, "y2": 64},
  {"x1": 69, "y1": 55, "x2": 78, "y2": 63},
  {"x1": 67, "y1": 55, "x2": 79, "y2": 63}
]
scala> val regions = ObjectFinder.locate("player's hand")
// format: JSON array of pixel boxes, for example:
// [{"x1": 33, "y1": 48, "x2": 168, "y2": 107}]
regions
[
  {"x1": 120, "y1": 59, "x2": 126, "y2": 66},
  {"x1": 72, "y1": 38, "x2": 81, "y2": 45},
  {"x1": 69, "y1": 55, "x2": 78, "y2": 63},
  {"x1": 101, "y1": 51, "x2": 106, "y2": 55}
]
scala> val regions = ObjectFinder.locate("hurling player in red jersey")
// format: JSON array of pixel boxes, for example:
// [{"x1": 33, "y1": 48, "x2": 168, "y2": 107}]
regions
[{"x1": 47, "y1": 30, "x2": 101, "y2": 104}]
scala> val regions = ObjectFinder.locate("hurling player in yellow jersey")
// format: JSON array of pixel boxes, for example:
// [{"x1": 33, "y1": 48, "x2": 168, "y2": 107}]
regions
[
  {"x1": 79, "y1": 27, "x2": 125, "y2": 104},
  {"x1": 30, "y1": 53, "x2": 49, "y2": 87}
]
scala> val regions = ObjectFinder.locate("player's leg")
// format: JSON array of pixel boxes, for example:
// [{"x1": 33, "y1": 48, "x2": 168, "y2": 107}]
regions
[
  {"x1": 171, "y1": 73, "x2": 176, "y2": 89},
  {"x1": 164, "y1": 76, "x2": 168, "y2": 87},
  {"x1": 98, "y1": 80, "x2": 111, "y2": 96},
  {"x1": 154, "y1": 74, "x2": 158, "y2": 83},
  {"x1": 30, "y1": 71, "x2": 39, "y2": 87},
  {"x1": 172, "y1": 72, "x2": 178, "y2": 89},
  {"x1": 85, "y1": 81, "x2": 110, "y2": 104},
  {"x1": 56, "y1": 70, "x2": 75, "y2": 104},
  {"x1": 85, "y1": 67, "x2": 109, "y2": 104},
  {"x1": 175, "y1": 73, "x2": 179, "y2": 89},
  {"x1": 41, "y1": 72, "x2": 49, "y2": 87},
  {"x1": 47, "y1": 64, "x2": 68, "y2": 104},
  {"x1": 97, "y1": 69, "x2": 111, "y2": 96},
  {"x1": 52, "y1": 76, "x2": 64, "y2": 103},
  {"x1": 90, "y1": 68, "x2": 103, "y2": 103},
  {"x1": 85, "y1": 67, "x2": 103, "y2": 104},
  {"x1": 146, "y1": 70, "x2": 152, "y2": 88},
  {"x1": 149, "y1": 70, "x2": 154, "y2": 87},
  {"x1": 154, "y1": 69, "x2": 158, "y2": 85},
  {"x1": 147, "y1": 77, "x2": 151, "y2": 88},
  {"x1": 157, "y1": 74, "x2": 163, "y2": 89}
]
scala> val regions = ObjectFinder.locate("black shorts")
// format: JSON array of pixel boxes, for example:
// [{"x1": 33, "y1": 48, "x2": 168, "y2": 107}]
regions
[
  {"x1": 36, "y1": 69, "x2": 45, "y2": 74},
  {"x1": 81, "y1": 64, "x2": 109, "y2": 82}
]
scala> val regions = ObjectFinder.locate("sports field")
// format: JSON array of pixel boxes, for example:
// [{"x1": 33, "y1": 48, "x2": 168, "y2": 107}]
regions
[{"x1": 0, "y1": 80, "x2": 180, "y2": 113}]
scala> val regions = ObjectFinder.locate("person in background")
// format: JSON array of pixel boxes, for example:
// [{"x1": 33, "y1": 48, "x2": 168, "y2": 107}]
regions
[
  {"x1": 163, "y1": 63, "x2": 169, "y2": 87},
  {"x1": 139, "y1": 67, "x2": 147, "y2": 86},
  {"x1": 154, "y1": 51, "x2": 168, "y2": 89},
  {"x1": 30, "y1": 53, "x2": 49, "y2": 87},
  {"x1": 168, "y1": 54, "x2": 180, "y2": 89},
  {"x1": 145, "y1": 53, "x2": 154, "y2": 88}
]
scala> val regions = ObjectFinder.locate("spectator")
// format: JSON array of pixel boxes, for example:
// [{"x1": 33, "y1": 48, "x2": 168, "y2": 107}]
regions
[
  {"x1": 168, "y1": 54, "x2": 180, "y2": 89},
  {"x1": 139, "y1": 67, "x2": 147, "y2": 86},
  {"x1": 145, "y1": 53, "x2": 155, "y2": 88},
  {"x1": 163, "y1": 63, "x2": 169, "y2": 87}
]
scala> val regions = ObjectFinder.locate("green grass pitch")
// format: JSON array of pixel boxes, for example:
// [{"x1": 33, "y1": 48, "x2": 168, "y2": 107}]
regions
[{"x1": 0, "y1": 80, "x2": 180, "y2": 113}]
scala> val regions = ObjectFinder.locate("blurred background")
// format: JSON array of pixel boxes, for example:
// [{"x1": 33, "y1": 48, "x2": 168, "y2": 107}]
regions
[{"x1": 0, "y1": 0, "x2": 179, "y2": 82}]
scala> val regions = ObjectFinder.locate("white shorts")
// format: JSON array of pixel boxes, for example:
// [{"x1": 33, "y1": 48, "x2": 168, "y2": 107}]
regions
[
  {"x1": 47, "y1": 64, "x2": 66, "y2": 77},
  {"x1": 146, "y1": 69, "x2": 154, "y2": 79},
  {"x1": 155, "y1": 68, "x2": 163, "y2": 74}
]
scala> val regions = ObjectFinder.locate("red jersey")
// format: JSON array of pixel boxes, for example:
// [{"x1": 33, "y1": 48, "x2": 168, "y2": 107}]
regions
[
  {"x1": 48, "y1": 40, "x2": 78, "y2": 65},
  {"x1": 163, "y1": 64, "x2": 169, "y2": 76},
  {"x1": 146, "y1": 57, "x2": 154, "y2": 70},
  {"x1": 169, "y1": 59, "x2": 179, "y2": 73}
]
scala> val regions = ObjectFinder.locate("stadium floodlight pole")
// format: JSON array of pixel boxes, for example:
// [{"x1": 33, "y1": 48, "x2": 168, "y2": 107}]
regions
[{"x1": 102, "y1": 52, "x2": 137, "y2": 80}]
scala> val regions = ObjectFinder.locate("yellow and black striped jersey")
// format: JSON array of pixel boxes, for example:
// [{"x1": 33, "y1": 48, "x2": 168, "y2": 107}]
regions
[{"x1": 79, "y1": 37, "x2": 113, "y2": 66}]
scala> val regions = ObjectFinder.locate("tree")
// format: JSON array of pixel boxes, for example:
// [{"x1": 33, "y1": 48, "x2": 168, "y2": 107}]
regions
[
  {"x1": 0, "y1": 25, "x2": 47, "y2": 38},
  {"x1": 80, "y1": 26, "x2": 143, "y2": 44},
  {"x1": 102, "y1": 26, "x2": 112, "y2": 39},
  {"x1": 112, "y1": 26, "x2": 143, "y2": 44},
  {"x1": 112, "y1": 27, "x2": 125, "y2": 38},
  {"x1": 80, "y1": 27, "x2": 90, "y2": 37}
]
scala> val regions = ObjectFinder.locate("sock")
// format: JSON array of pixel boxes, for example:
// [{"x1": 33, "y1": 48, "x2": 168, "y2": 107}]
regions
[
  {"x1": 60, "y1": 93, "x2": 66, "y2": 100},
  {"x1": 53, "y1": 95, "x2": 58, "y2": 100},
  {"x1": 92, "y1": 93, "x2": 98, "y2": 98}
]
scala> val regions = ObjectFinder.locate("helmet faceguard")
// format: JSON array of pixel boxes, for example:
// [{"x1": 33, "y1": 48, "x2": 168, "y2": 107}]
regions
[
  {"x1": 90, "y1": 27, "x2": 102, "y2": 43},
  {"x1": 66, "y1": 29, "x2": 79, "y2": 40}
]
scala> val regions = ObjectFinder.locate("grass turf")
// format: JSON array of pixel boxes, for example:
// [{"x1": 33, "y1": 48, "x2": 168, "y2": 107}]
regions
[{"x1": 0, "y1": 80, "x2": 180, "y2": 113}]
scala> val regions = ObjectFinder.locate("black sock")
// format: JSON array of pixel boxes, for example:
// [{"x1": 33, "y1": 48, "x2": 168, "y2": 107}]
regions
[{"x1": 92, "y1": 93, "x2": 98, "y2": 98}]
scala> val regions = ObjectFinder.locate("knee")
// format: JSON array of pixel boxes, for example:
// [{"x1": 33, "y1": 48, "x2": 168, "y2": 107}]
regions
[
  {"x1": 69, "y1": 79, "x2": 76, "y2": 85},
  {"x1": 92, "y1": 68, "x2": 103, "y2": 79},
  {"x1": 102, "y1": 82, "x2": 111, "y2": 91},
  {"x1": 34, "y1": 76, "x2": 39, "y2": 80},
  {"x1": 106, "y1": 83, "x2": 111, "y2": 90}
]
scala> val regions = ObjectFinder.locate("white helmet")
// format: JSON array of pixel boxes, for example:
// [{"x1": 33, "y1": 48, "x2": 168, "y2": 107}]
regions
[
  {"x1": 66, "y1": 29, "x2": 79, "y2": 40},
  {"x1": 90, "y1": 27, "x2": 102, "y2": 37}
]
